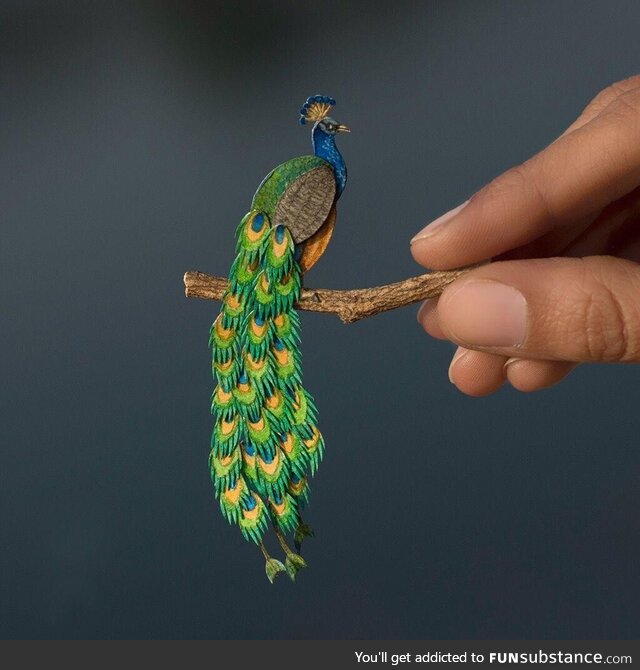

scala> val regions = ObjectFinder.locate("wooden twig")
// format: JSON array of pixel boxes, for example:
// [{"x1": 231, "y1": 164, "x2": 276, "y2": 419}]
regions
[{"x1": 183, "y1": 267, "x2": 475, "y2": 324}]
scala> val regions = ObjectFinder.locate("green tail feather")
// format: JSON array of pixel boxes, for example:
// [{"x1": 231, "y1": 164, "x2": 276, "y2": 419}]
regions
[{"x1": 209, "y1": 210, "x2": 324, "y2": 555}]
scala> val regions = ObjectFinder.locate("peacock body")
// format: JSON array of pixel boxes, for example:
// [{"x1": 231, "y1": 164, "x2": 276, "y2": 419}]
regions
[{"x1": 208, "y1": 96, "x2": 349, "y2": 582}]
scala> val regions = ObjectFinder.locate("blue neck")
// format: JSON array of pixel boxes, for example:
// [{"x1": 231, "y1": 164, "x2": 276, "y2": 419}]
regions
[{"x1": 312, "y1": 126, "x2": 347, "y2": 198}]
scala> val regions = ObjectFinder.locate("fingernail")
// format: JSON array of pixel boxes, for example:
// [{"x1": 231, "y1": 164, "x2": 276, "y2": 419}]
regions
[
  {"x1": 503, "y1": 357, "x2": 522, "y2": 370},
  {"x1": 448, "y1": 347, "x2": 468, "y2": 384},
  {"x1": 441, "y1": 280, "x2": 528, "y2": 347},
  {"x1": 411, "y1": 201, "x2": 469, "y2": 243}
]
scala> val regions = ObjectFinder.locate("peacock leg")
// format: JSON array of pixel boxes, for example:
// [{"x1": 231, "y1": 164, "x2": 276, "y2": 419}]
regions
[
  {"x1": 259, "y1": 540, "x2": 286, "y2": 584},
  {"x1": 273, "y1": 526, "x2": 307, "y2": 581},
  {"x1": 294, "y1": 514, "x2": 315, "y2": 552}
]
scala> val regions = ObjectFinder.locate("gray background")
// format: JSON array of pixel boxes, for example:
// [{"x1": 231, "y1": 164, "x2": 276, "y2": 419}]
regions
[{"x1": 1, "y1": 0, "x2": 639, "y2": 639}]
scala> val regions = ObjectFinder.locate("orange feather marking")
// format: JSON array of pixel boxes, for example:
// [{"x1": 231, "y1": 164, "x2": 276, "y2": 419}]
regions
[
  {"x1": 303, "y1": 427, "x2": 320, "y2": 450},
  {"x1": 289, "y1": 478, "x2": 306, "y2": 495},
  {"x1": 242, "y1": 498, "x2": 260, "y2": 520},
  {"x1": 270, "y1": 498, "x2": 287, "y2": 515},
  {"x1": 246, "y1": 215, "x2": 266, "y2": 242},
  {"x1": 250, "y1": 317, "x2": 267, "y2": 337},
  {"x1": 280, "y1": 433, "x2": 295, "y2": 454},
  {"x1": 218, "y1": 453, "x2": 233, "y2": 467},
  {"x1": 246, "y1": 353, "x2": 265, "y2": 371},
  {"x1": 258, "y1": 450, "x2": 280, "y2": 475},
  {"x1": 221, "y1": 416, "x2": 237, "y2": 436},
  {"x1": 216, "y1": 387, "x2": 232, "y2": 403},
  {"x1": 299, "y1": 204, "x2": 336, "y2": 272},
  {"x1": 248, "y1": 416, "x2": 265, "y2": 432},
  {"x1": 223, "y1": 479, "x2": 243, "y2": 505},
  {"x1": 216, "y1": 318, "x2": 233, "y2": 339},
  {"x1": 273, "y1": 347, "x2": 289, "y2": 366},
  {"x1": 272, "y1": 236, "x2": 288, "y2": 258},
  {"x1": 225, "y1": 292, "x2": 241, "y2": 309},
  {"x1": 265, "y1": 391, "x2": 281, "y2": 410}
]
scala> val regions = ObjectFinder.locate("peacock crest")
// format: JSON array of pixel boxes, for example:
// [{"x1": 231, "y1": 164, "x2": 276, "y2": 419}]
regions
[{"x1": 299, "y1": 94, "x2": 336, "y2": 125}]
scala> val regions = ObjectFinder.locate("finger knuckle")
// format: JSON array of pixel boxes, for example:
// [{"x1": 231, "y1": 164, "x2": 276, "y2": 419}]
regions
[
  {"x1": 593, "y1": 77, "x2": 640, "y2": 105},
  {"x1": 482, "y1": 166, "x2": 524, "y2": 203},
  {"x1": 512, "y1": 161, "x2": 561, "y2": 227},
  {"x1": 603, "y1": 89, "x2": 640, "y2": 126},
  {"x1": 581, "y1": 292, "x2": 626, "y2": 361},
  {"x1": 482, "y1": 163, "x2": 536, "y2": 207},
  {"x1": 578, "y1": 263, "x2": 636, "y2": 361},
  {"x1": 589, "y1": 86, "x2": 619, "y2": 111},
  {"x1": 475, "y1": 169, "x2": 524, "y2": 224},
  {"x1": 586, "y1": 78, "x2": 640, "y2": 119},
  {"x1": 610, "y1": 74, "x2": 640, "y2": 93},
  {"x1": 478, "y1": 161, "x2": 561, "y2": 234}
]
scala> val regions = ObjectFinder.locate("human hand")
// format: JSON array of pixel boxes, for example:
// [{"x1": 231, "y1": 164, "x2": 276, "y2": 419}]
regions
[{"x1": 411, "y1": 75, "x2": 640, "y2": 396}]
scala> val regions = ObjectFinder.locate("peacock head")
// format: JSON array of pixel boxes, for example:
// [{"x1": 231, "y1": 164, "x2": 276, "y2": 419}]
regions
[{"x1": 299, "y1": 95, "x2": 350, "y2": 136}]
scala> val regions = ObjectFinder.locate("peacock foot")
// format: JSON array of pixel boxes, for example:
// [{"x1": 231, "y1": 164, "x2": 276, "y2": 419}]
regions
[
  {"x1": 265, "y1": 557, "x2": 287, "y2": 584},
  {"x1": 284, "y1": 552, "x2": 307, "y2": 581},
  {"x1": 294, "y1": 522, "x2": 315, "y2": 552}
]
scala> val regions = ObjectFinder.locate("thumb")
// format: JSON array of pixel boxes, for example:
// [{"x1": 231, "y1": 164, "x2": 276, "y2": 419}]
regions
[{"x1": 434, "y1": 256, "x2": 640, "y2": 362}]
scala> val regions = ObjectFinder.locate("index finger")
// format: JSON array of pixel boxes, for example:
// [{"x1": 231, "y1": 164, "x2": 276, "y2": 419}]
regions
[{"x1": 411, "y1": 87, "x2": 640, "y2": 270}]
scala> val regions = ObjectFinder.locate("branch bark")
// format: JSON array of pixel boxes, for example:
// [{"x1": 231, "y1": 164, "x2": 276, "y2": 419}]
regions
[{"x1": 184, "y1": 267, "x2": 474, "y2": 323}]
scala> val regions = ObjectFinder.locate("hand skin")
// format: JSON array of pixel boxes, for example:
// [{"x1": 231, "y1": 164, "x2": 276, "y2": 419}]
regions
[{"x1": 411, "y1": 75, "x2": 640, "y2": 397}]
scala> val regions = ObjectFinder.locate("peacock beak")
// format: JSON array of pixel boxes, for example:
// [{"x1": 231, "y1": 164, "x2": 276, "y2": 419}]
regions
[{"x1": 336, "y1": 124, "x2": 351, "y2": 133}]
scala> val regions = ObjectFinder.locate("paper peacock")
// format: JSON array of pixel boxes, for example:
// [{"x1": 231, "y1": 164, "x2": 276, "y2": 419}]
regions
[{"x1": 208, "y1": 95, "x2": 349, "y2": 582}]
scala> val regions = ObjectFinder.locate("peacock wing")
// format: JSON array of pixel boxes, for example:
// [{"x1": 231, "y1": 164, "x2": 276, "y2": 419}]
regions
[
  {"x1": 252, "y1": 156, "x2": 336, "y2": 244},
  {"x1": 272, "y1": 165, "x2": 336, "y2": 243}
]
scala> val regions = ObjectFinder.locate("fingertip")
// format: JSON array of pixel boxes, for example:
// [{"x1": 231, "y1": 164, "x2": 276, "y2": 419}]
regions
[
  {"x1": 410, "y1": 230, "x2": 476, "y2": 271},
  {"x1": 410, "y1": 201, "x2": 474, "y2": 270},
  {"x1": 417, "y1": 299, "x2": 447, "y2": 339},
  {"x1": 411, "y1": 201, "x2": 470, "y2": 245},
  {"x1": 504, "y1": 358, "x2": 577, "y2": 392},
  {"x1": 447, "y1": 346, "x2": 468, "y2": 383},
  {"x1": 448, "y1": 348, "x2": 508, "y2": 397},
  {"x1": 410, "y1": 236, "x2": 435, "y2": 269}
]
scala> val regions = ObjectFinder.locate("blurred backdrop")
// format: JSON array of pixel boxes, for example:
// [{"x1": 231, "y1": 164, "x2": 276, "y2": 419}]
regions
[{"x1": 1, "y1": 0, "x2": 639, "y2": 639}]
